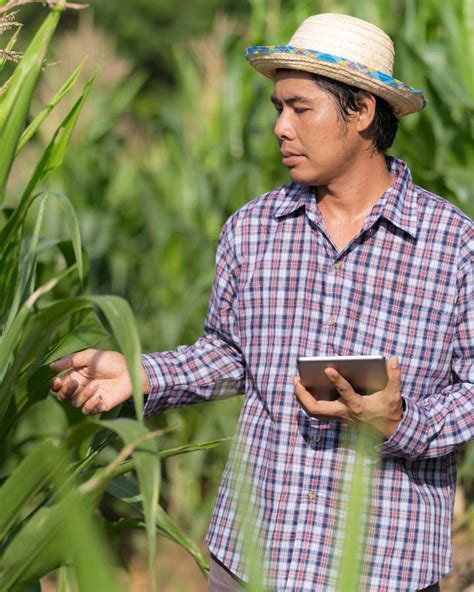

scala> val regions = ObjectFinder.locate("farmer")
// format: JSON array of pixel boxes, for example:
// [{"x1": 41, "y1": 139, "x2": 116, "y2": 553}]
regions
[{"x1": 51, "y1": 13, "x2": 473, "y2": 592}]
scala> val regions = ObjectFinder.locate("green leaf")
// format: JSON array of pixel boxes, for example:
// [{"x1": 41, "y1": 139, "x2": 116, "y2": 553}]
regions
[
  {"x1": 158, "y1": 437, "x2": 233, "y2": 460},
  {"x1": 0, "y1": 191, "x2": 42, "y2": 257},
  {"x1": 61, "y1": 492, "x2": 124, "y2": 592},
  {"x1": 0, "y1": 311, "x2": 108, "y2": 442},
  {"x1": 96, "y1": 418, "x2": 159, "y2": 592},
  {"x1": 0, "y1": 440, "x2": 63, "y2": 542},
  {"x1": 106, "y1": 474, "x2": 142, "y2": 503},
  {"x1": 0, "y1": 1, "x2": 64, "y2": 201},
  {"x1": 0, "y1": 488, "x2": 122, "y2": 592},
  {"x1": 0, "y1": 183, "x2": 85, "y2": 332},
  {"x1": 0, "y1": 291, "x2": 141, "y2": 425},
  {"x1": 87, "y1": 70, "x2": 147, "y2": 142},
  {"x1": 16, "y1": 60, "x2": 86, "y2": 155},
  {"x1": 85, "y1": 295, "x2": 144, "y2": 420},
  {"x1": 20, "y1": 75, "x2": 94, "y2": 206},
  {"x1": 109, "y1": 437, "x2": 233, "y2": 478},
  {"x1": 2, "y1": 193, "x2": 48, "y2": 332},
  {"x1": 335, "y1": 428, "x2": 377, "y2": 592},
  {"x1": 105, "y1": 472, "x2": 209, "y2": 576},
  {"x1": 42, "y1": 309, "x2": 108, "y2": 367},
  {"x1": 0, "y1": 289, "x2": 91, "y2": 423},
  {"x1": 48, "y1": 191, "x2": 84, "y2": 282},
  {"x1": 57, "y1": 564, "x2": 78, "y2": 592},
  {"x1": 154, "y1": 504, "x2": 209, "y2": 575}
]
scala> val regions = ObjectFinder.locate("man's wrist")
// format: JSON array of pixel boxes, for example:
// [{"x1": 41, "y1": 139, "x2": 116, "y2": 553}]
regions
[
  {"x1": 381, "y1": 398, "x2": 404, "y2": 439},
  {"x1": 141, "y1": 365, "x2": 151, "y2": 395}
]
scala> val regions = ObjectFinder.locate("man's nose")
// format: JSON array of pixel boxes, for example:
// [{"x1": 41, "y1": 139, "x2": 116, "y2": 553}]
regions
[{"x1": 274, "y1": 109, "x2": 295, "y2": 141}]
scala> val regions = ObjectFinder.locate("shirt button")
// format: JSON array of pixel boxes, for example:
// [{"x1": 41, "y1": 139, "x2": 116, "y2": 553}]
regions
[
  {"x1": 333, "y1": 262, "x2": 341, "y2": 269},
  {"x1": 307, "y1": 490, "x2": 317, "y2": 501},
  {"x1": 325, "y1": 317, "x2": 336, "y2": 326}
]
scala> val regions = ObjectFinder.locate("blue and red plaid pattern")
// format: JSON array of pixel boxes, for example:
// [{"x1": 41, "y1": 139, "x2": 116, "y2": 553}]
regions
[{"x1": 142, "y1": 157, "x2": 473, "y2": 591}]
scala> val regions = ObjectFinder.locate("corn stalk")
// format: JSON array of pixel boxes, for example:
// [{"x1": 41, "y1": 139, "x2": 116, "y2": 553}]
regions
[{"x1": 0, "y1": 4, "x2": 214, "y2": 590}]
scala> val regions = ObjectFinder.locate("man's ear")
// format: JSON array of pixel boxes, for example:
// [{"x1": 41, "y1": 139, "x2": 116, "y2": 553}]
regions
[{"x1": 355, "y1": 93, "x2": 377, "y2": 133}]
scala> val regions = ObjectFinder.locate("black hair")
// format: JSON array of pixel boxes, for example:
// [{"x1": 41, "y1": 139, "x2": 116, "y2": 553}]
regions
[{"x1": 311, "y1": 73, "x2": 399, "y2": 153}]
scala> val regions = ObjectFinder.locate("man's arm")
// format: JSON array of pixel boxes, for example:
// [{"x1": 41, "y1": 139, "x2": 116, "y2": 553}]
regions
[
  {"x1": 379, "y1": 255, "x2": 473, "y2": 460},
  {"x1": 295, "y1": 254, "x2": 473, "y2": 460},
  {"x1": 141, "y1": 219, "x2": 245, "y2": 418},
  {"x1": 51, "y1": 219, "x2": 246, "y2": 416}
]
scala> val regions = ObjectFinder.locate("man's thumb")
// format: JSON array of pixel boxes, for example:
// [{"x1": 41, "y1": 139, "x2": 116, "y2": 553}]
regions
[
  {"x1": 387, "y1": 356, "x2": 401, "y2": 387},
  {"x1": 50, "y1": 348, "x2": 93, "y2": 372}
]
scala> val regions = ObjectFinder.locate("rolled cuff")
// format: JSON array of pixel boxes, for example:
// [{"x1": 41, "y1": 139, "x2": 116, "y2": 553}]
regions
[
  {"x1": 377, "y1": 397, "x2": 429, "y2": 459},
  {"x1": 141, "y1": 353, "x2": 176, "y2": 419}
]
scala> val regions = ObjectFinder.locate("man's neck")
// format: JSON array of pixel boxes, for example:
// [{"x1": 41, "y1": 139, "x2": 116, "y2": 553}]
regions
[{"x1": 314, "y1": 153, "x2": 394, "y2": 222}]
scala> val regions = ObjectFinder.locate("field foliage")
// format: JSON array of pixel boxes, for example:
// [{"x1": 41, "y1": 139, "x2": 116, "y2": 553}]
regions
[{"x1": 0, "y1": 0, "x2": 472, "y2": 589}]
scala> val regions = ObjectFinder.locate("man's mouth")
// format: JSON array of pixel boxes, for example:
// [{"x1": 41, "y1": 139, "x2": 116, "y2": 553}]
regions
[{"x1": 281, "y1": 152, "x2": 304, "y2": 167}]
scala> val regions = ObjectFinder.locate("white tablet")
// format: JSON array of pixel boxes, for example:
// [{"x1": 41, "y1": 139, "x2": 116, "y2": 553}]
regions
[{"x1": 297, "y1": 355, "x2": 388, "y2": 402}]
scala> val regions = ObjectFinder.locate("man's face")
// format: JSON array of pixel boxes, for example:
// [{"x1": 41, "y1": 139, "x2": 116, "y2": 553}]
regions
[{"x1": 272, "y1": 70, "x2": 361, "y2": 186}]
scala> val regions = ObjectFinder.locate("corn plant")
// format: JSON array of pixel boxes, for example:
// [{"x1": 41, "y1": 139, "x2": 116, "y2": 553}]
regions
[
  {"x1": 0, "y1": 3, "x2": 219, "y2": 590},
  {"x1": 5, "y1": 0, "x2": 472, "y2": 588}
]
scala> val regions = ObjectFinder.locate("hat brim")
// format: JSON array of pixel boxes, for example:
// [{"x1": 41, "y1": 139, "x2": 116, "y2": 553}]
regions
[{"x1": 246, "y1": 45, "x2": 426, "y2": 117}]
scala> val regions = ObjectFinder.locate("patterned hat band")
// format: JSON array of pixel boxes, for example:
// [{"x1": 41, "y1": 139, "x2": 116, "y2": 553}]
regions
[{"x1": 245, "y1": 14, "x2": 426, "y2": 116}]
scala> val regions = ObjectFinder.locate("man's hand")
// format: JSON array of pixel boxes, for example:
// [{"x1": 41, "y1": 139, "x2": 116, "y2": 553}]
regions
[
  {"x1": 294, "y1": 356, "x2": 404, "y2": 440},
  {"x1": 49, "y1": 349, "x2": 151, "y2": 415}
]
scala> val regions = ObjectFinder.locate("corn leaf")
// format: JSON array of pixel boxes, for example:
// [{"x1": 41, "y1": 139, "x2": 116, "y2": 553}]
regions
[
  {"x1": 20, "y1": 74, "x2": 94, "y2": 206},
  {"x1": 98, "y1": 418, "x2": 159, "y2": 592},
  {"x1": 0, "y1": 489, "x2": 121, "y2": 592},
  {"x1": 108, "y1": 437, "x2": 233, "y2": 479},
  {"x1": 16, "y1": 60, "x2": 85, "y2": 155},
  {"x1": 2, "y1": 193, "x2": 48, "y2": 333},
  {"x1": 47, "y1": 191, "x2": 83, "y2": 281},
  {"x1": 0, "y1": 182, "x2": 85, "y2": 331},
  {"x1": 86, "y1": 295, "x2": 144, "y2": 420},
  {"x1": 105, "y1": 474, "x2": 209, "y2": 575},
  {"x1": 153, "y1": 504, "x2": 208, "y2": 574},
  {"x1": 60, "y1": 491, "x2": 124, "y2": 592},
  {"x1": 0, "y1": 311, "x2": 108, "y2": 442},
  {"x1": 0, "y1": 291, "x2": 141, "y2": 423},
  {"x1": 88, "y1": 70, "x2": 146, "y2": 142},
  {"x1": 0, "y1": 440, "x2": 63, "y2": 543},
  {"x1": 0, "y1": 1, "x2": 65, "y2": 201}
]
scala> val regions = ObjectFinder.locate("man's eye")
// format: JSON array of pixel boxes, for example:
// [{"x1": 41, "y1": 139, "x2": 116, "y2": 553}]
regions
[{"x1": 294, "y1": 108, "x2": 309, "y2": 114}]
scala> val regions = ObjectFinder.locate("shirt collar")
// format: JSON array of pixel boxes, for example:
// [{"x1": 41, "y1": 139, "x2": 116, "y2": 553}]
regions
[
  {"x1": 273, "y1": 156, "x2": 418, "y2": 239},
  {"x1": 377, "y1": 156, "x2": 418, "y2": 239},
  {"x1": 273, "y1": 183, "x2": 314, "y2": 219}
]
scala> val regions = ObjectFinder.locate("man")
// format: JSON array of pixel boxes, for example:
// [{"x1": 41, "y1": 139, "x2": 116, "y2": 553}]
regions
[{"x1": 51, "y1": 13, "x2": 473, "y2": 592}]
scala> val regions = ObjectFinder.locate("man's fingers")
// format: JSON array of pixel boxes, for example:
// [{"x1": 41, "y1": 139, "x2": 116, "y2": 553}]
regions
[
  {"x1": 324, "y1": 368, "x2": 356, "y2": 400},
  {"x1": 51, "y1": 370, "x2": 84, "y2": 399},
  {"x1": 56, "y1": 378, "x2": 80, "y2": 402},
  {"x1": 50, "y1": 376, "x2": 63, "y2": 392},
  {"x1": 324, "y1": 368, "x2": 363, "y2": 417},
  {"x1": 82, "y1": 392, "x2": 107, "y2": 415},
  {"x1": 50, "y1": 348, "x2": 95, "y2": 373},
  {"x1": 294, "y1": 376, "x2": 349, "y2": 419},
  {"x1": 71, "y1": 381, "x2": 100, "y2": 412}
]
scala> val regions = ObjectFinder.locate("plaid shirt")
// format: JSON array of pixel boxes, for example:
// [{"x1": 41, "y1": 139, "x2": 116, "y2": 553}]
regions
[{"x1": 142, "y1": 157, "x2": 473, "y2": 591}]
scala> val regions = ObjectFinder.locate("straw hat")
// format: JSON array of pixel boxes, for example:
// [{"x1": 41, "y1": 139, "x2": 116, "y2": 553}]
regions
[{"x1": 246, "y1": 13, "x2": 426, "y2": 116}]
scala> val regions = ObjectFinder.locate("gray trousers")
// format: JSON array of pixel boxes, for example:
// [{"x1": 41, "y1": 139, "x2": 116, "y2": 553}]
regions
[{"x1": 208, "y1": 554, "x2": 441, "y2": 592}]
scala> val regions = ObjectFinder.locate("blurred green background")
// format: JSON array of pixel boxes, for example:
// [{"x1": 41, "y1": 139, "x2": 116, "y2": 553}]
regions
[{"x1": 6, "y1": 0, "x2": 473, "y2": 588}]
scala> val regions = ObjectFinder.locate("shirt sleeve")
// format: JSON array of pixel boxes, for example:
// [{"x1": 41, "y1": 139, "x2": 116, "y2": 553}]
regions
[
  {"x1": 141, "y1": 219, "x2": 245, "y2": 420},
  {"x1": 379, "y1": 253, "x2": 473, "y2": 460}
]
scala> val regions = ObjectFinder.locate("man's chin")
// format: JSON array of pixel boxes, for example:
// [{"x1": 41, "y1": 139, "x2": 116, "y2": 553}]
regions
[{"x1": 287, "y1": 167, "x2": 318, "y2": 186}]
